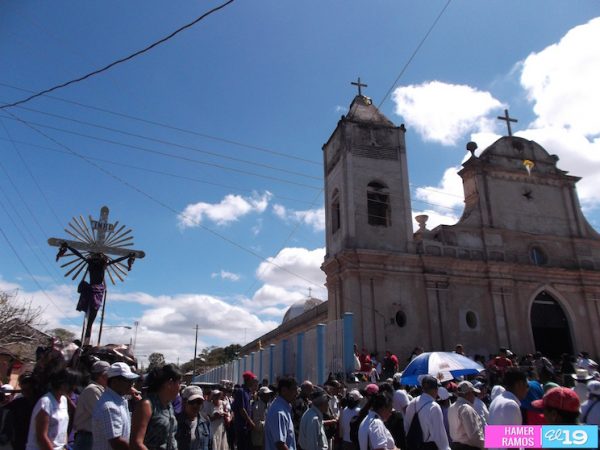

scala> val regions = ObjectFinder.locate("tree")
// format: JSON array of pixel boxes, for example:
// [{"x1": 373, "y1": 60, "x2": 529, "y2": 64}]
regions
[
  {"x1": 49, "y1": 328, "x2": 76, "y2": 343},
  {"x1": 0, "y1": 290, "x2": 44, "y2": 347},
  {"x1": 147, "y1": 352, "x2": 166, "y2": 371}
]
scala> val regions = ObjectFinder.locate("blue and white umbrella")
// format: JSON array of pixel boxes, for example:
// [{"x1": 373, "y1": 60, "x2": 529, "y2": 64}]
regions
[{"x1": 400, "y1": 351, "x2": 485, "y2": 386}]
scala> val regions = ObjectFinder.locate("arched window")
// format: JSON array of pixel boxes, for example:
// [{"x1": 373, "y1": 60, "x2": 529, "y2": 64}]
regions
[
  {"x1": 367, "y1": 181, "x2": 390, "y2": 226},
  {"x1": 331, "y1": 189, "x2": 340, "y2": 233}
]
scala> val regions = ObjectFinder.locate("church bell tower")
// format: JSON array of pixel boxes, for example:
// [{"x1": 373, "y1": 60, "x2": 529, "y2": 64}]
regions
[{"x1": 322, "y1": 82, "x2": 413, "y2": 258}]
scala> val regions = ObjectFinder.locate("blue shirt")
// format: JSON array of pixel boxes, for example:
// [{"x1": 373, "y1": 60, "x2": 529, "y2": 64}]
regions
[{"x1": 265, "y1": 396, "x2": 296, "y2": 450}]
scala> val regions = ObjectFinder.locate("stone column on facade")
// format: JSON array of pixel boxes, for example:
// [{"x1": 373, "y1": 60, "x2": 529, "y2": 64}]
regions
[
  {"x1": 583, "y1": 290, "x2": 600, "y2": 358},
  {"x1": 490, "y1": 283, "x2": 512, "y2": 351},
  {"x1": 316, "y1": 324, "x2": 326, "y2": 385},
  {"x1": 424, "y1": 277, "x2": 448, "y2": 351},
  {"x1": 269, "y1": 344, "x2": 275, "y2": 383}
]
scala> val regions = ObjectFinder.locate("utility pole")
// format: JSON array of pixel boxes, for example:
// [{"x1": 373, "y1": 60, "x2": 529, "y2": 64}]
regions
[
  {"x1": 132, "y1": 321, "x2": 139, "y2": 353},
  {"x1": 192, "y1": 324, "x2": 199, "y2": 378}
]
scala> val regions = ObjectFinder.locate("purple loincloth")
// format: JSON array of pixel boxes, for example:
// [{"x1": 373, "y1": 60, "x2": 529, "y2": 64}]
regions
[{"x1": 76, "y1": 281, "x2": 105, "y2": 313}]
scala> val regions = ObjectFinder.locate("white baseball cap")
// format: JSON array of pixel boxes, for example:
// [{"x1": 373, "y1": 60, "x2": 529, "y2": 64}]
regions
[
  {"x1": 107, "y1": 362, "x2": 139, "y2": 380},
  {"x1": 182, "y1": 386, "x2": 204, "y2": 402}
]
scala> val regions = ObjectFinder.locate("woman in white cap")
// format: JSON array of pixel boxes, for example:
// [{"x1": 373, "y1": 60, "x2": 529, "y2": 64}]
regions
[
  {"x1": 580, "y1": 380, "x2": 600, "y2": 427},
  {"x1": 175, "y1": 386, "x2": 210, "y2": 450},
  {"x1": 339, "y1": 390, "x2": 362, "y2": 450}
]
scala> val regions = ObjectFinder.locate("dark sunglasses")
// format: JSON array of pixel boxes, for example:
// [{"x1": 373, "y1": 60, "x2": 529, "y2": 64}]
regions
[{"x1": 188, "y1": 399, "x2": 204, "y2": 406}]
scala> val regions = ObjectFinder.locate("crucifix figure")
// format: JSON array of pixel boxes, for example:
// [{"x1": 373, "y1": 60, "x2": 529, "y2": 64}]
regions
[
  {"x1": 497, "y1": 109, "x2": 518, "y2": 136},
  {"x1": 351, "y1": 77, "x2": 368, "y2": 96},
  {"x1": 48, "y1": 206, "x2": 145, "y2": 345}
]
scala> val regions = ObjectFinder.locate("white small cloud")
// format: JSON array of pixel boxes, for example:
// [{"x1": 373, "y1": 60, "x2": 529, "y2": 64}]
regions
[
  {"x1": 415, "y1": 166, "x2": 464, "y2": 211},
  {"x1": 335, "y1": 105, "x2": 348, "y2": 114},
  {"x1": 211, "y1": 270, "x2": 241, "y2": 282},
  {"x1": 178, "y1": 191, "x2": 271, "y2": 228},
  {"x1": 272, "y1": 204, "x2": 325, "y2": 232},
  {"x1": 392, "y1": 80, "x2": 503, "y2": 145}
]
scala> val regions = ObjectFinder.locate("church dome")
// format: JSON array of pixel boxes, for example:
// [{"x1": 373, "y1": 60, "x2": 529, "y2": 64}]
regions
[{"x1": 282, "y1": 296, "x2": 323, "y2": 324}]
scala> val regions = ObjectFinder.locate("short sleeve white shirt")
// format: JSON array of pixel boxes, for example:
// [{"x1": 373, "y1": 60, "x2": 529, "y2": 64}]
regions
[
  {"x1": 26, "y1": 393, "x2": 69, "y2": 450},
  {"x1": 392, "y1": 390, "x2": 410, "y2": 415},
  {"x1": 358, "y1": 411, "x2": 394, "y2": 450}
]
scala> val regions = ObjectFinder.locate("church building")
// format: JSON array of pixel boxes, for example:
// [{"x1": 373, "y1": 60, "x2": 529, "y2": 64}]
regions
[{"x1": 242, "y1": 90, "x2": 600, "y2": 362}]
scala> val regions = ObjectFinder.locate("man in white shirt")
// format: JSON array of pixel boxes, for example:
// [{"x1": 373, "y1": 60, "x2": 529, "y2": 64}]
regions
[
  {"x1": 471, "y1": 381, "x2": 489, "y2": 425},
  {"x1": 404, "y1": 375, "x2": 450, "y2": 450},
  {"x1": 488, "y1": 368, "x2": 529, "y2": 450},
  {"x1": 358, "y1": 393, "x2": 394, "y2": 450},
  {"x1": 580, "y1": 380, "x2": 600, "y2": 427},
  {"x1": 391, "y1": 375, "x2": 410, "y2": 418},
  {"x1": 74, "y1": 361, "x2": 110, "y2": 450},
  {"x1": 299, "y1": 389, "x2": 329, "y2": 450},
  {"x1": 448, "y1": 381, "x2": 484, "y2": 450},
  {"x1": 577, "y1": 351, "x2": 598, "y2": 374}
]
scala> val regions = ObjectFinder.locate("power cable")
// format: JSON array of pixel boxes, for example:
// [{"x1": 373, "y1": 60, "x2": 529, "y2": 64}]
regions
[
  {"x1": 0, "y1": 81, "x2": 320, "y2": 166},
  {"x1": 5, "y1": 110, "x2": 323, "y2": 289},
  {"x1": 378, "y1": 0, "x2": 452, "y2": 108},
  {"x1": 0, "y1": 222, "x2": 80, "y2": 326},
  {"x1": 11, "y1": 104, "x2": 321, "y2": 180},
  {"x1": 0, "y1": 119, "x2": 64, "y2": 228},
  {"x1": 0, "y1": 0, "x2": 236, "y2": 110},
  {"x1": 0, "y1": 114, "x2": 322, "y2": 191},
  {"x1": 0, "y1": 135, "x2": 317, "y2": 207}
]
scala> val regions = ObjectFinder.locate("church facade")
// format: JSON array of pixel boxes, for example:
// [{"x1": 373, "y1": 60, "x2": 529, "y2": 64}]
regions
[{"x1": 321, "y1": 94, "x2": 600, "y2": 361}]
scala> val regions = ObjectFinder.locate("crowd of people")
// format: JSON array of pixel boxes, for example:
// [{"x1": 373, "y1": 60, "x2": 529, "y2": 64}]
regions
[{"x1": 0, "y1": 346, "x2": 598, "y2": 450}]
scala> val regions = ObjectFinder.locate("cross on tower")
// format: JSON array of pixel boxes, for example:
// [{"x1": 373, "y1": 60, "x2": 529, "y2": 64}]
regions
[
  {"x1": 351, "y1": 77, "x2": 368, "y2": 96},
  {"x1": 497, "y1": 109, "x2": 518, "y2": 136}
]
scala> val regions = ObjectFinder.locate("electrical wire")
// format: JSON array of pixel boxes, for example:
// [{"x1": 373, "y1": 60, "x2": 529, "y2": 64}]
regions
[
  {"x1": 11, "y1": 104, "x2": 321, "y2": 180},
  {"x1": 0, "y1": 0, "x2": 236, "y2": 110},
  {"x1": 5, "y1": 110, "x2": 323, "y2": 289},
  {"x1": 0, "y1": 119, "x2": 64, "y2": 228},
  {"x1": 0, "y1": 114, "x2": 322, "y2": 191},
  {"x1": 0, "y1": 223, "x2": 80, "y2": 326},
  {"x1": 0, "y1": 135, "x2": 317, "y2": 207},
  {"x1": 0, "y1": 133, "x2": 462, "y2": 214},
  {"x1": 378, "y1": 0, "x2": 453, "y2": 108},
  {"x1": 0, "y1": 81, "x2": 320, "y2": 166}
]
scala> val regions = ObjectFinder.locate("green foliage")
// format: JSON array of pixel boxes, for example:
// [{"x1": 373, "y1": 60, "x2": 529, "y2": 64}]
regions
[
  {"x1": 147, "y1": 352, "x2": 166, "y2": 371},
  {"x1": 50, "y1": 328, "x2": 76, "y2": 343},
  {"x1": 179, "y1": 343, "x2": 241, "y2": 374}
]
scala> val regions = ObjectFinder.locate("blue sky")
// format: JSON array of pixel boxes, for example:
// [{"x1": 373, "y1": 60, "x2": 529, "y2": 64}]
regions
[{"x1": 1, "y1": 0, "x2": 599, "y2": 363}]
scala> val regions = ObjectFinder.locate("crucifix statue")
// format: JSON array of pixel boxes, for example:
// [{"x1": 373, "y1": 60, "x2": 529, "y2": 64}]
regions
[
  {"x1": 48, "y1": 206, "x2": 145, "y2": 345},
  {"x1": 497, "y1": 109, "x2": 518, "y2": 136},
  {"x1": 351, "y1": 77, "x2": 368, "y2": 96}
]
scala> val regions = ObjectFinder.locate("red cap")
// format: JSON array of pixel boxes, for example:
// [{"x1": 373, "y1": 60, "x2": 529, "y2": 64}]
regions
[
  {"x1": 531, "y1": 387, "x2": 580, "y2": 413},
  {"x1": 242, "y1": 371, "x2": 257, "y2": 380},
  {"x1": 365, "y1": 384, "x2": 379, "y2": 395}
]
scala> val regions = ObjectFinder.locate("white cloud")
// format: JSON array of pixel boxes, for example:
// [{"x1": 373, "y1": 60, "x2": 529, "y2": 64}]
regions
[
  {"x1": 178, "y1": 191, "x2": 271, "y2": 228},
  {"x1": 520, "y1": 17, "x2": 600, "y2": 137},
  {"x1": 414, "y1": 166, "x2": 464, "y2": 211},
  {"x1": 211, "y1": 270, "x2": 241, "y2": 282},
  {"x1": 335, "y1": 105, "x2": 348, "y2": 114},
  {"x1": 272, "y1": 204, "x2": 325, "y2": 232},
  {"x1": 392, "y1": 80, "x2": 503, "y2": 145}
]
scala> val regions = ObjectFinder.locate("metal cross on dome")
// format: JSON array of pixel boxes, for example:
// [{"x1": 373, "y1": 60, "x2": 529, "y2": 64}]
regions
[
  {"x1": 351, "y1": 77, "x2": 368, "y2": 96},
  {"x1": 497, "y1": 109, "x2": 518, "y2": 136}
]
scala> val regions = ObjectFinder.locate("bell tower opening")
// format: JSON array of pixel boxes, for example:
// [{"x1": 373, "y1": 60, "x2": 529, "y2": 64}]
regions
[{"x1": 530, "y1": 291, "x2": 573, "y2": 358}]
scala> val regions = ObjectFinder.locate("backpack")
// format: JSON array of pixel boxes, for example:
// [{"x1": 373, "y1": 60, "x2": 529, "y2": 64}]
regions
[{"x1": 405, "y1": 402, "x2": 437, "y2": 450}]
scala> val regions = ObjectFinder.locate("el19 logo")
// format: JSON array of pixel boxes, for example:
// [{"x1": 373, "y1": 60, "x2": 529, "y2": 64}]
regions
[{"x1": 541, "y1": 425, "x2": 598, "y2": 448}]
